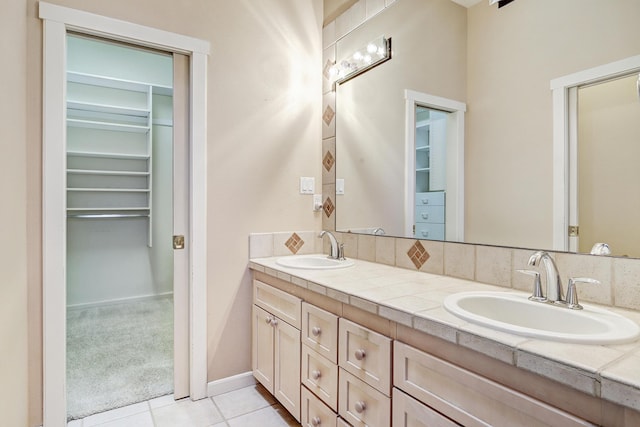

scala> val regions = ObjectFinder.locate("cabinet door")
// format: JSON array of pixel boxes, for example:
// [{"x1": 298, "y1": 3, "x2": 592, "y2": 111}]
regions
[
  {"x1": 392, "y1": 388, "x2": 461, "y2": 427},
  {"x1": 274, "y1": 316, "x2": 301, "y2": 422},
  {"x1": 252, "y1": 305, "x2": 274, "y2": 394}
]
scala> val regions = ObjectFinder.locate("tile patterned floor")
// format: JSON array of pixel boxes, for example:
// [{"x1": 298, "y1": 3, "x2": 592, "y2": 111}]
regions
[{"x1": 67, "y1": 384, "x2": 300, "y2": 427}]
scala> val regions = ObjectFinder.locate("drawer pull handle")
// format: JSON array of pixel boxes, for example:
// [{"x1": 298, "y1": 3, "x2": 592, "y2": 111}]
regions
[
  {"x1": 311, "y1": 370, "x2": 322, "y2": 380},
  {"x1": 311, "y1": 326, "x2": 322, "y2": 337},
  {"x1": 354, "y1": 349, "x2": 366, "y2": 360},
  {"x1": 355, "y1": 401, "x2": 367, "y2": 413},
  {"x1": 311, "y1": 416, "x2": 322, "y2": 426},
  {"x1": 421, "y1": 213, "x2": 429, "y2": 219}
]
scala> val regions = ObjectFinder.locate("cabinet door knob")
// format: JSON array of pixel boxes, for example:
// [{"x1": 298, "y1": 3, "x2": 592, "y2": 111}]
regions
[
  {"x1": 354, "y1": 349, "x2": 366, "y2": 360},
  {"x1": 311, "y1": 370, "x2": 322, "y2": 380},
  {"x1": 270, "y1": 317, "x2": 278, "y2": 327},
  {"x1": 311, "y1": 326, "x2": 322, "y2": 337},
  {"x1": 354, "y1": 401, "x2": 366, "y2": 413},
  {"x1": 265, "y1": 317, "x2": 272, "y2": 325},
  {"x1": 311, "y1": 416, "x2": 322, "y2": 426}
]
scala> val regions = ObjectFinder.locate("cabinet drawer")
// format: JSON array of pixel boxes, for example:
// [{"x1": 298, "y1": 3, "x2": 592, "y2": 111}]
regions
[
  {"x1": 415, "y1": 205, "x2": 445, "y2": 224},
  {"x1": 339, "y1": 369, "x2": 390, "y2": 427},
  {"x1": 414, "y1": 223, "x2": 444, "y2": 240},
  {"x1": 303, "y1": 302, "x2": 338, "y2": 364},
  {"x1": 392, "y1": 387, "x2": 461, "y2": 427},
  {"x1": 302, "y1": 345, "x2": 338, "y2": 412},
  {"x1": 339, "y1": 318, "x2": 392, "y2": 395},
  {"x1": 416, "y1": 191, "x2": 445, "y2": 206},
  {"x1": 393, "y1": 342, "x2": 595, "y2": 427},
  {"x1": 254, "y1": 280, "x2": 302, "y2": 329},
  {"x1": 301, "y1": 386, "x2": 338, "y2": 427}
]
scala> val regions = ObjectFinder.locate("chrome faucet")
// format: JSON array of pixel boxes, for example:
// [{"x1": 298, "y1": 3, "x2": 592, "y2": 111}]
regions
[
  {"x1": 319, "y1": 231, "x2": 343, "y2": 260},
  {"x1": 527, "y1": 251, "x2": 563, "y2": 303}
]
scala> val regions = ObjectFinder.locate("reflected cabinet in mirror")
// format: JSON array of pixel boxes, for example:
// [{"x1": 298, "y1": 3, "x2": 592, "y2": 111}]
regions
[{"x1": 332, "y1": 0, "x2": 640, "y2": 258}]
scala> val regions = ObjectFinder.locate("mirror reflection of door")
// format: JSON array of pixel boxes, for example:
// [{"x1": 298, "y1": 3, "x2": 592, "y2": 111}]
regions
[
  {"x1": 575, "y1": 73, "x2": 640, "y2": 257},
  {"x1": 414, "y1": 106, "x2": 447, "y2": 240}
]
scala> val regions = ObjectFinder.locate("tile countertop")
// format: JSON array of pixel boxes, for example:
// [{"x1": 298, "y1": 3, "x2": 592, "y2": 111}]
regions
[{"x1": 249, "y1": 255, "x2": 640, "y2": 413}]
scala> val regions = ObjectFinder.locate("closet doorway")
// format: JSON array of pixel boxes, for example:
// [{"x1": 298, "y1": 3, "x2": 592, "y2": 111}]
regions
[
  {"x1": 41, "y1": 4, "x2": 209, "y2": 425},
  {"x1": 64, "y1": 34, "x2": 186, "y2": 420}
]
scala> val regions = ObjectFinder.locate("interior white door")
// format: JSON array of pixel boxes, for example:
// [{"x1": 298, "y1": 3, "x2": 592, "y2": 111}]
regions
[{"x1": 172, "y1": 52, "x2": 190, "y2": 399}]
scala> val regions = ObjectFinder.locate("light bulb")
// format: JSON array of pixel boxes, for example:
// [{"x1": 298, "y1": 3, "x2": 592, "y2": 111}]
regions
[
  {"x1": 353, "y1": 51, "x2": 363, "y2": 61},
  {"x1": 364, "y1": 54, "x2": 372, "y2": 64},
  {"x1": 367, "y1": 43, "x2": 377, "y2": 54}
]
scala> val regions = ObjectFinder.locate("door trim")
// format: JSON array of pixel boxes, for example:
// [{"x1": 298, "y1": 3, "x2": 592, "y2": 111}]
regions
[
  {"x1": 404, "y1": 90, "x2": 466, "y2": 241},
  {"x1": 39, "y1": 3, "x2": 210, "y2": 425}
]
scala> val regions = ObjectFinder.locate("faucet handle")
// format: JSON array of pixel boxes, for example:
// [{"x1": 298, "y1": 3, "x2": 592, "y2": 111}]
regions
[
  {"x1": 337, "y1": 243, "x2": 345, "y2": 260},
  {"x1": 566, "y1": 277, "x2": 600, "y2": 310},
  {"x1": 517, "y1": 269, "x2": 546, "y2": 302}
]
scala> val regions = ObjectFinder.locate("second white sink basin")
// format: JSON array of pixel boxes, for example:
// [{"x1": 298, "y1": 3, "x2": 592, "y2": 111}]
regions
[
  {"x1": 276, "y1": 254, "x2": 354, "y2": 270},
  {"x1": 444, "y1": 291, "x2": 640, "y2": 344}
]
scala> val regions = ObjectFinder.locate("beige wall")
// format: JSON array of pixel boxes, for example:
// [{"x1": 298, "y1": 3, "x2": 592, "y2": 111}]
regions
[
  {"x1": 324, "y1": 0, "x2": 358, "y2": 24},
  {"x1": 17, "y1": 0, "x2": 322, "y2": 425},
  {"x1": 1, "y1": 1, "x2": 29, "y2": 426},
  {"x1": 466, "y1": 0, "x2": 640, "y2": 248}
]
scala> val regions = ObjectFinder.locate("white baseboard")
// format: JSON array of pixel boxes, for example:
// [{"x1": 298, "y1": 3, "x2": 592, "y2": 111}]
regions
[
  {"x1": 207, "y1": 371, "x2": 256, "y2": 397},
  {"x1": 67, "y1": 292, "x2": 173, "y2": 310}
]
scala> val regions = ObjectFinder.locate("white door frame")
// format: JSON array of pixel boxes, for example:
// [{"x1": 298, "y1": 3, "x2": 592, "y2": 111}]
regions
[
  {"x1": 404, "y1": 90, "x2": 466, "y2": 241},
  {"x1": 39, "y1": 3, "x2": 209, "y2": 426},
  {"x1": 550, "y1": 54, "x2": 640, "y2": 251}
]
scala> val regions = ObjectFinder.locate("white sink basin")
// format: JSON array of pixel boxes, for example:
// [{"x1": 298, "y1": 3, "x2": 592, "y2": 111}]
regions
[
  {"x1": 276, "y1": 254, "x2": 355, "y2": 270},
  {"x1": 444, "y1": 291, "x2": 640, "y2": 344}
]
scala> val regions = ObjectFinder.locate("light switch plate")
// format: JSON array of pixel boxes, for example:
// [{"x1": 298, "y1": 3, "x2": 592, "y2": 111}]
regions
[
  {"x1": 300, "y1": 177, "x2": 315, "y2": 194},
  {"x1": 336, "y1": 178, "x2": 345, "y2": 195}
]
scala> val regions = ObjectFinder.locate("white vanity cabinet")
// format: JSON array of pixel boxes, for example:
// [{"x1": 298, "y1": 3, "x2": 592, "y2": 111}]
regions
[
  {"x1": 250, "y1": 269, "x2": 637, "y2": 427},
  {"x1": 252, "y1": 280, "x2": 302, "y2": 422}
]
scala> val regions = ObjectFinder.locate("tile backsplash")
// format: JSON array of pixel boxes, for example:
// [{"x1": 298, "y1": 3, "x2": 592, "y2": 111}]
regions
[{"x1": 250, "y1": 231, "x2": 640, "y2": 312}]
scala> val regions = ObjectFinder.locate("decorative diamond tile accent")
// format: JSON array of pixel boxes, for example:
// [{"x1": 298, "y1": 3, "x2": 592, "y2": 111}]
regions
[
  {"x1": 285, "y1": 232, "x2": 304, "y2": 254},
  {"x1": 323, "y1": 59, "x2": 335, "y2": 80},
  {"x1": 407, "y1": 241, "x2": 430, "y2": 269},
  {"x1": 323, "y1": 197, "x2": 335, "y2": 218},
  {"x1": 323, "y1": 105, "x2": 335, "y2": 126},
  {"x1": 323, "y1": 151, "x2": 335, "y2": 172}
]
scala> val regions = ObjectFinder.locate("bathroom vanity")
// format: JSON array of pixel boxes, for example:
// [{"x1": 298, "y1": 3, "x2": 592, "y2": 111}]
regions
[{"x1": 250, "y1": 256, "x2": 640, "y2": 427}]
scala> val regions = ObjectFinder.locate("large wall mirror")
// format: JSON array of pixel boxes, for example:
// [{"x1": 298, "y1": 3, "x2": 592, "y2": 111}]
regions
[{"x1": 332, "y1": 0, "x2": 640, "y2": 258}]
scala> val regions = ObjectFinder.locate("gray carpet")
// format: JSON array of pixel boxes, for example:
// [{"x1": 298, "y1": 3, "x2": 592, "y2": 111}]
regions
[{"x1": 66, "y1": 296, "x2": 174, "y2": 420}]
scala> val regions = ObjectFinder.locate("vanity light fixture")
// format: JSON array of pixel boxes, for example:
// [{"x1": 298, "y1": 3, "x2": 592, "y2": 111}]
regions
[
  {"x1": 329, "y1": 35, "x2": 391, "y2": 84},
  {"x1": 489, "y1": 0, "x2": 516, "y2": 7}
]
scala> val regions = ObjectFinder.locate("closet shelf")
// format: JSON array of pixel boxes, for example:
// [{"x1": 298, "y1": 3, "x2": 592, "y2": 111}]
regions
[
  {"x1": 67, "y1": 100, "x2": 150, "y2": 118},
  {"x1": 67, "y1": 169, "x2": 150, "y2": 176},
  {"x1": 68, "y1": 71, "x2": 172, "y2": 96},
  {"x1": 67, "y1": 207, "x2": 150, "y2": 212},
  {"x1": 67, "y1": 188, "x2": 150, "y2": 193},
  {"x1": 67, "y1": 213, "x2": 150, "y2": 219},
  {"x1": 67, "y1": 150, "x2": 150, "y2": 160},
  {"x1": 416, "y1": 167, "x2": 431, "y2": 172},
  {"x1": 67, "y1": 118, "x2": 150, "y2": 133}
]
